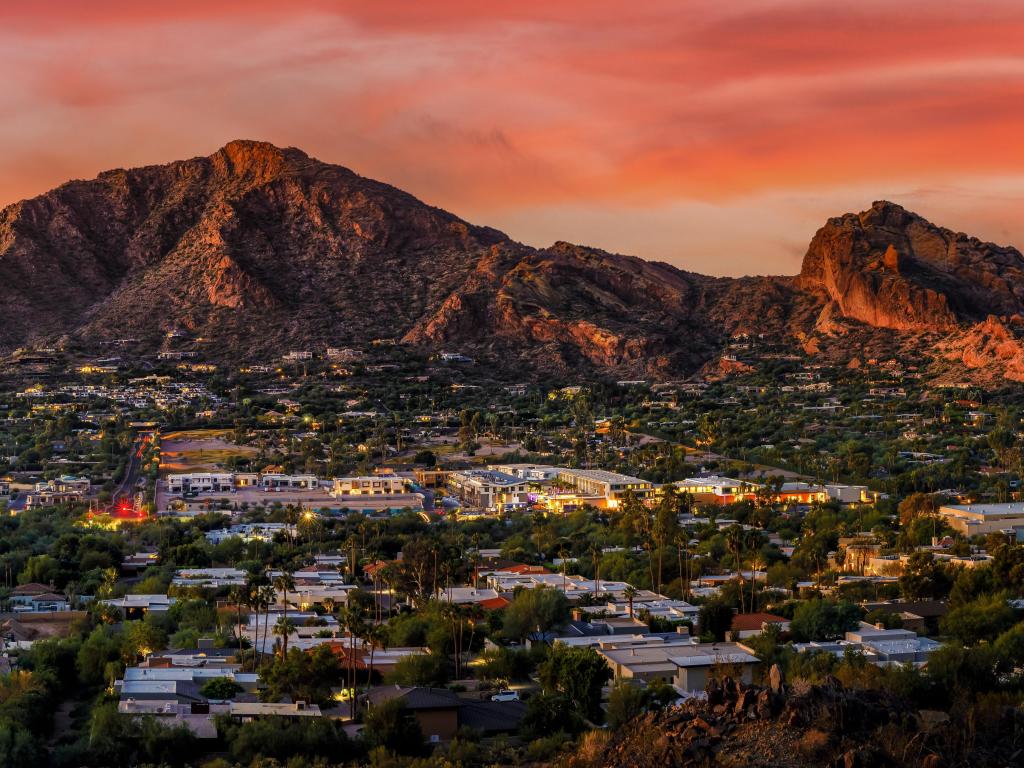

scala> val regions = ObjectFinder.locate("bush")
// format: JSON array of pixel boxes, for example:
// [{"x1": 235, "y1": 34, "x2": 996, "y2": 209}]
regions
[
  {"x1": 386, "y1": 653, "x2": 448, "y2": 687},
  {"x1": 362, "y1": 698, "x2": 427, "y2": 757}
]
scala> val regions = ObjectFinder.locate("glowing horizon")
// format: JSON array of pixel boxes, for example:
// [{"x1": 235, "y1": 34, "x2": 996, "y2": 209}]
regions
[{"x1": 3, "y1": 1, "x2": 1024, "y2": 276}]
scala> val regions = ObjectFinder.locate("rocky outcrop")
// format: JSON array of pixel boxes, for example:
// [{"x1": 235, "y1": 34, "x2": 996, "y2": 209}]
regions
[
  {"x1": 572, "y1": 673, "x2": 1020, "y2": 768},
  {"x1": 798, "y1": 200, "x2": 1024, "y2": 331},
  {"x1": 938, "y1": 315, "x2": 1024, "y2": 383}
]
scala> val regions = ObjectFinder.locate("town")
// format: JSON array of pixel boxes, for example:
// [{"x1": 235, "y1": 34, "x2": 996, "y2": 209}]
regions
[{"x1": 0, "y1": 340, "x2": 1022, "y2": 766}]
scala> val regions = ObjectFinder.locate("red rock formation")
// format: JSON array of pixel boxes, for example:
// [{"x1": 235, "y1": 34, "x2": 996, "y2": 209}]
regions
[
  {"x1": 2, "y1": 144, "x2": 1024, "y2": 382},
  {"x1": 798, "y1": 200, "x2": 1024, "y2": 331}
]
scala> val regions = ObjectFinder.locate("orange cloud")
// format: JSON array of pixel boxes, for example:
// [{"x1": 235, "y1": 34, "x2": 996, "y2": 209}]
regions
[{"x1": 2, "y1": 1, "x2": 1024, "y2": 275}]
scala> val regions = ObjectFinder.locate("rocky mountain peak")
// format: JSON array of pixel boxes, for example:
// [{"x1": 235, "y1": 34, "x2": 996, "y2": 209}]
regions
[
  {"x1": 209, "y1": 139, "x2": 306, "y2": 184},
  {"x1": 798, "y1": 201, "x2": 1024, "y2": 331}
]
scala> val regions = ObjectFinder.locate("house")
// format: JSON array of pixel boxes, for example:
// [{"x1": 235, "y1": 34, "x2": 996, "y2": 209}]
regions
[
  {"x1": 729, "y1": 612, "x2": 790, "y2": 639},
  {"x1": 331, "y1": 476, "x2": 407, "y2": 496},
  {"x1": 597, "y1": 637, "x2": 703, "y2": 683},
  {"x1": 100, "y1": 594, "x2": 175, "y2": 619},
  {"x1": 674, "y1": 476, "x2": 753, "y2": 505},
  {"x1": 668, "y1": 643, "x2": 759, "y2": 692},
  {"x1": 844, "y1": 622, "x2": 941, "y2": 665},
  {"x1": 365, "y1": 686, "x2": 462, "y2": 742},
  {"x1": 9, "y1": 583, "x2": 65, "y2": 611},
  {"x1": 229, "y1": 701, "x2": 321, "y2": 721},
  {"x1": 364, "y1": 686, "x2": 525, "y2": 743},
  {"x1": 938, "y1": 502, "x2": 1024, "y2": 537}
]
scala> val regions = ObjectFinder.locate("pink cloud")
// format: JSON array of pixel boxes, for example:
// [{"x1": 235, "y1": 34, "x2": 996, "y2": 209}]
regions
[{"x1": 1, "y1": 1, "x2": 1024, "y2": 274}]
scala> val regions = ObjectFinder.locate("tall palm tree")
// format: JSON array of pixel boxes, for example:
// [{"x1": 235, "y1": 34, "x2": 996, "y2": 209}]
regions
[
  {"x1": 725, "y1": 526, "x2": 747, "y2": 613},
  {"x1": 228, "y1": 585, "x2": 245, "y2": 648},
  {"x1": 273, "y1": 617, "x2": 297, "y2": 656},
  {"x1": 624, "y1": 585, "x2": 638, "y2": 619},
  {"x1": 273, "y1": 571, "x2": 296, "y2": 656},
  {"x1": 258, "y1": 583, "x2": 276, "y2": 663},
  {"x1": 342, "y1": 605, "x2": 365, "y2": 720},
  {"x1": 365, "y1": 623, "x2": 388, "y2": 689}
]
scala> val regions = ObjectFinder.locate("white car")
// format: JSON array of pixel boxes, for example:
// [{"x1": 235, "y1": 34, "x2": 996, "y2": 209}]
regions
[{"x1": 490, "y1": 690, "x2": 519, "y2": 702}]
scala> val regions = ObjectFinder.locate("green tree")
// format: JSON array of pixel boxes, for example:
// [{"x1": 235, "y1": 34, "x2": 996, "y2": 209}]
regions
[
  {"x1": 200, "y1": 677, "x2": 243, "y2": 700},
  {"x1": 698, "y1": 600, "x2": 734, "y2": 641},
  {"x1": 501, "y1": 586, "x2": 570, "y2": 641},
  {"x1": 537, "y1": 645, "x2": 611, "y2": 723},
  {"x1": 790, "y1": 599, "x2": 860, "y2": 642},
  {"x1": 386, "y1": 653, "x2": 448, "y2": 687},
  {"x1": 606, "y1": 680, "x2": 645, "y2": 730},
  {"x1": 363, "y1": 698, "x2": 427, "y2": 757},
  {"x1": 262, "y1": 645, "x2": 344, "y2": 706},
  {"x1": 940, "y1": 593, "x2": 1016, "y2": 646},
  {"x1": 121, "y1": 620, "x2": 167, "y2": 661}
]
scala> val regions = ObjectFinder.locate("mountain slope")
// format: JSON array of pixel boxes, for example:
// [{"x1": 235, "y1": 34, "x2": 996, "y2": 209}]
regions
[{"x1": 1, "y1": 141, "x2": 1023, "y2": 381}]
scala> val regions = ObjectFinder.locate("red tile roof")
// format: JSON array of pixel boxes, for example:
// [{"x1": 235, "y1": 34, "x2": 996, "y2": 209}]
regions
[{"x1": 730, "y1": 612, "x2": 789, "y2": 632}]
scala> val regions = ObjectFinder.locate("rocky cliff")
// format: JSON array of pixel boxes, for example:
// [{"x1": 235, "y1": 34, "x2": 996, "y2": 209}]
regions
[
  {"x1": 798, "y1": 201, "x2": 1024, "y2": 331},
  {"x1": 2, "y1": 141, "x2": 1023, "y2": 381}
]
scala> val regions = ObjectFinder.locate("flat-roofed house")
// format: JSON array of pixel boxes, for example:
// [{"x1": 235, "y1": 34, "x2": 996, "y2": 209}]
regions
[
  {"x1": 939, "y1": 503, "x2": 1024, "y2": 537},
  {"x1": 331, "y1": 476, "x2": 407, "y2": 496},
  {"x1": 668, "y1": 643, "x2": 759, "y2": 692}
]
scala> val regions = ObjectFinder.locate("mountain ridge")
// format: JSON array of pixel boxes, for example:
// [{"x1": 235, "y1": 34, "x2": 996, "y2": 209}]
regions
[{"x1": 2, "y1": 140, "x2": 1023, "y2": 383}]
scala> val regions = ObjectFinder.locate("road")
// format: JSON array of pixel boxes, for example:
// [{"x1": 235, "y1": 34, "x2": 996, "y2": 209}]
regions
[{"x1": 112, "y1": 433, "x2": 150, "y2": 505}]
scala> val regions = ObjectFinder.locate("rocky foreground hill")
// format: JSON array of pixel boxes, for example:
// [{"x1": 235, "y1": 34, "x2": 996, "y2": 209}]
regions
[
  {"x1": 566, "y1": 672, "x2": 1020, "y2": 768},
  {"x1": 3, "y1": 140, "x2": 1024, "y2": 383}
]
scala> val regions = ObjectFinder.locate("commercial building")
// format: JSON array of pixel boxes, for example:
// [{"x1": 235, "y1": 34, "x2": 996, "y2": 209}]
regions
[
  {"x1": 331, "y1": 476, "x2": 407, "y2": 496},
  {"x1": 554, "y1": 469, "x2": 654, "y2": 508},
  {"x1": 938, "y1": 503, "x2": 1024, "y2": 537},
  {"x1": 447, "y1": 469, "x2": 528, "y2": 511}
]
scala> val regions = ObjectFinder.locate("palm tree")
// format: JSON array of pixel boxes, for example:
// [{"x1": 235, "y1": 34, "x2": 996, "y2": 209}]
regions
[
  {"x1": 273, "y1": 571, "x2": 296, "y2": 656},
  {"x1": 365, "y1": 623, "x2": 388, "y2": 689},
  {"x1": 342, "y1": 605, "x2": 365, "y2": 720},
  {"x1": 725, "y1": 526, "x2": 747, "y2": 613},
  {"x1": 272, "y1": 617, "x2": 296, "y2": 656},
  {"x1": 257, "y1": 583, "x2": 276, "y2": 664},
  {"x1": 228, "y1": 585, "x2": 245, "y2": 648},
  {"x1": 624, "y1": 585, "x2": 638, "y2": 619}
]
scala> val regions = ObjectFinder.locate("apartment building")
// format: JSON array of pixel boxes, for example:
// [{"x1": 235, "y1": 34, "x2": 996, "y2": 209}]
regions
[
  {"x1": 447, "y1": 469, "x2": 529, "y2": 511},
  {"x1": 331, "y1": 475, "x2": 407, "y2": 496},
  {"x1": 554, "y1": 468, "x2": 654, "y2": 507}
]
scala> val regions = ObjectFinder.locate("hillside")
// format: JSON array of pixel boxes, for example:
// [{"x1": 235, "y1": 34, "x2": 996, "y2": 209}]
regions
[{"x1": 2, "y1": 141, "x2": 1024, "y2": 381}]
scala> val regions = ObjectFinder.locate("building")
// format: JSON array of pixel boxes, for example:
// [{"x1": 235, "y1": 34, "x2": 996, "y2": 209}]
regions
[
  {"x1": 938, "y1": 503, "x2": 1024, "y2": 537},
  {"x1": 554, "y1": 469, "x2": 654, "y2": 508},
  {"x1": 674, "y1": 476, "x2": 753, "y2": 505},
  {"x1": 331, "y1": 476, "x2": 407, "y2": 496},
  {"x1": 490, "y1": 464, "x2": 562, "y2": 482},
  {"x1": 729, "y1": 612, "x2": 790, "y2": 639},
  {"x1": 447, "y1": 469, "x2": 529, "y2": 511},
  {"x1": 364, "y1": 686, "x2": 526, "y2": 743},
  {"x1": 9, "y1": 583, "x2": 70, "y2": 613},
  {"x1": 596, "y1": 636, "x2": 700, "y2": 683},
  {"x1": 260, "y1": 473, "x2": 319, "y2": 490},
  {"x1": 167, "y1": 473, "x2": 234, "y2": 494},
  {"x1": 668, "y1": 643, "x2": 759, "y2": 691}
]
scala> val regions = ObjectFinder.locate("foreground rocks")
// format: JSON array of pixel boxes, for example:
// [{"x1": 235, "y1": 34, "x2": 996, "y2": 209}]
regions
[{"x1": 570, "y1": 669, "x2": 1023, "y2": 768}]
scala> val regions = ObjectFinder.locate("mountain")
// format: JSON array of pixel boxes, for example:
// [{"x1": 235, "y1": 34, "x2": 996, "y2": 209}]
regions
[{"x1": 2, "y1": 140, "x2": 1023, "y2": 382}]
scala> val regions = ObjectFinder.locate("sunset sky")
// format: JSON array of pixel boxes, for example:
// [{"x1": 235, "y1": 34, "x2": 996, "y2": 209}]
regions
[{"x1": 3, "y1": 1, "x2": 1024, "y2": 276}]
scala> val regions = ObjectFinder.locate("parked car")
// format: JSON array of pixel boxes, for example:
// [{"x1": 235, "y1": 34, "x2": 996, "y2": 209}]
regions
[{"x1": 490, "y1": 690, "x2": 519, "y2": 702}]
